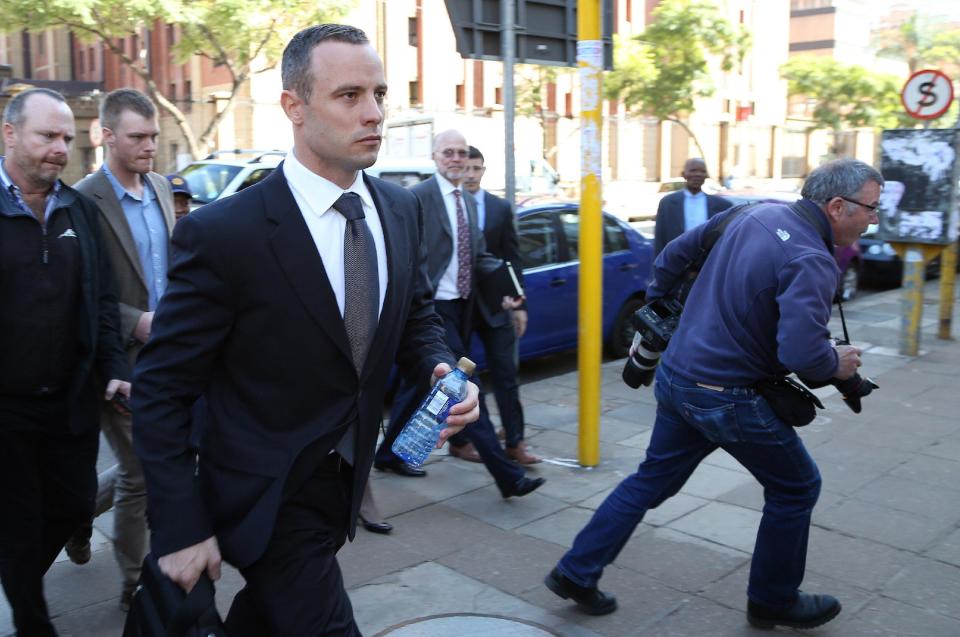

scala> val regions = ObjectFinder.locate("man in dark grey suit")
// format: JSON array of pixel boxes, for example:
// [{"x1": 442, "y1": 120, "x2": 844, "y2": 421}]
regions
[
  {"x1": 461, "y1": 145, "x2": 539, "y2": 465},
  {"x1": 654, "y1": 158, "x2": 732, "y2": 256},
  {"x1": 374, "y1": 130, "x2": 544, "y2": 498}
]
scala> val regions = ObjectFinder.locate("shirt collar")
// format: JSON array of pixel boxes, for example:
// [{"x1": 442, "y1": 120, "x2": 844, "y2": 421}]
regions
[
  {"x1": 683, "y1": 188, "x2": 705, "y2": 199},
  {"x1": 435, "y1": 172, "x2": 462, "y2": 197},
  {"x1": 0, "y1": 156, "x2": 62, "y2": 209},
  {"x1": 102, "y1": 162, "x2": 150, "y2": 202},
  {"x1": 283, "y1": 148, "x2": 375, "y2": 215}
]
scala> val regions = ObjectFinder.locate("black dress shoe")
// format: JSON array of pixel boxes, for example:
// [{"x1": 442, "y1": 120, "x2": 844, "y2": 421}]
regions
[
  {"x1": 499, "y1": 476, "x2": 545, "y2": 498},
  {"x1": 374, "y1": 459, "x2": 427, "y2": 477},
  {"x1": 544, "y1": 567, "x2": 617, "y2": 616},
  {"x1": 359, "y1": 515, "x2": 393, "y2": 535},
  {"x1": 747, "y1": 593, "x2": 841, "y2": 630}
]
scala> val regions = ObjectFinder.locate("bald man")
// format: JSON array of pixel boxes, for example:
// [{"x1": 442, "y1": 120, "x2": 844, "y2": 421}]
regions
[{"x1": 653, "y1": 158, "x2": 732, "y2": 256}]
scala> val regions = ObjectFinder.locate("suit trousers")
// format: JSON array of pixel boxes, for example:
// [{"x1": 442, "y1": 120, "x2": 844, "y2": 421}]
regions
[
  {"x1": 0, "y1": 395, "x2": 99, "y2": 637},
  {"x1": 473, "y1": 316, "x2": 525, "y2": 448},
  {"x1": 95, "y1": 404, "x2": 148, "y2": 592},
  {"x1": 377, "y1": 299, "x2": 524, "y2": 491},
  {"x1": 224, "y1": 452, "x2": 360, "y2": 637}
]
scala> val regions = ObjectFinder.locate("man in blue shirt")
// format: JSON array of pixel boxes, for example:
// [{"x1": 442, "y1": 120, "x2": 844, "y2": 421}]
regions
[
  {"x1": 72, "y1": 89, "x2": 176, "y2": 610},
  {"x1": 653, "y1": 158, "x2": 732, "y2": 256},
  {"x1": 545, "y1": 159, "x2": 882, "y2": 631}
]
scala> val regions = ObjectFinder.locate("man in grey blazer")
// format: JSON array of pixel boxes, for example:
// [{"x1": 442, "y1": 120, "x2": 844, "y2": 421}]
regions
[
  {"x1": 654, "y1": 158, "x2": 732, "y2": 256},
  {"x1": 71, "y1": 88, "x2": 175, "y2": 609},
  {"x1": 374, "y1": 129, "x2": 544, "y2": 498}
]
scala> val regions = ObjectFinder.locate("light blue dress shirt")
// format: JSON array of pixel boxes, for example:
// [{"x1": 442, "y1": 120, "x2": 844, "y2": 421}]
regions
[
  {"x1": 103, "y1": 164, "x2": 168, "y2": 310},
  {"x1": 683, "y1": 189, "x2": 708, "y2": 232},
  {"x1": 474, "y1": 188, "x2": 487, "y2": 231}
]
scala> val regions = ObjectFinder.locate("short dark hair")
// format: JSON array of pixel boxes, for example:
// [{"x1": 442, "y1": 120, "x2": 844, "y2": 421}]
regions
[
  {"x1": 282, "y1": 24, "x2": 369, "y2": 103},
  {"x1": 3, "y1": 88, "x2": 67, "y2": 128},
  {"x1": 468, "y1": 146, "x2": 484, "y2": 162},
  {"x1": 100, "y1": 88, "x2": 157, "y2": 131},
  {"x1": 801, "y1": 158, "x2": 884, "y2": 206}
]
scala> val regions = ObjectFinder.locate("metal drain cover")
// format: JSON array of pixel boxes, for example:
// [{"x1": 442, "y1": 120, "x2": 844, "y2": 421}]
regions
[{"x1": 376, "y1": 613, "x2": 561, "y2": 636}]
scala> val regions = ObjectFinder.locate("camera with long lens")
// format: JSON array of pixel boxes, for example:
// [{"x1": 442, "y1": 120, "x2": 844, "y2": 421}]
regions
[
  {"x1": 621, "y1": 297, "x2": 684, "y2": 388},
  {"x1": 798, "y1": 339, "x2": 878, "y2": 413}
]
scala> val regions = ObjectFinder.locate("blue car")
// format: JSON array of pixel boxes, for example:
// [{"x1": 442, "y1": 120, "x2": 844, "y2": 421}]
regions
[{"x1": 470, "y1": 203, "x2": 653, "y2": 367}]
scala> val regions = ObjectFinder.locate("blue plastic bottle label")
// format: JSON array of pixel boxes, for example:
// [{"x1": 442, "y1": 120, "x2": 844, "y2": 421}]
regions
[{"x1": 425, "y1": 392, "x2": 449, "y2": 417}]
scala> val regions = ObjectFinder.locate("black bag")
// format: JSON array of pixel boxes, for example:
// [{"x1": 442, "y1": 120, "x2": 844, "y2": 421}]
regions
[
  {"x1": 756, "y1": 376, "x2": 824, "y2": 427},
  {"x1": 122, "y1": 553, "x2": 227, "y2": 637}
]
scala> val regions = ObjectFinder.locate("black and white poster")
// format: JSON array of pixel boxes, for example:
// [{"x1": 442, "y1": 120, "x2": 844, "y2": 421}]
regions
[{"x1": 878, "y1": 129, "x2": 959, "y2": 244}]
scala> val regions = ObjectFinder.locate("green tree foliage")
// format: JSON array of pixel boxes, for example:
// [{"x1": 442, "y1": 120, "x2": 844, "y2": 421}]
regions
[
  {"x1": 780, "y1": 56, "x2": 918, "y2": 146},
  {"x1": 0, "y1": 0, "x2": 355, "y2": 158},
  {"x1": 874, "y1": 12, "x2": 960, "y2": 76},
  {"x1": 604, "y1": 0, "x2": 750, "y2": 161}
]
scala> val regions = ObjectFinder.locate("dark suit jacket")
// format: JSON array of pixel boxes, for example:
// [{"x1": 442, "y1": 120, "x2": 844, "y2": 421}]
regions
[
  {"x1": 132, "y1": 166, "x2": 452, "y2": 568},
  {"x1": 0, "y1": 183, "x2": 129, "y2": 433},
  {"x1": 475, "y1": 190, "x2": 525, "y2": 326},
  {"x1": 74, "y1": 169, "x2": 175, "y2": 364},
  {"x1": 410, "y1": 176, "x2": 504, "y2": 327},
  {"x1": 654, "y1": 190, "x2": 733, "y2": 256}
]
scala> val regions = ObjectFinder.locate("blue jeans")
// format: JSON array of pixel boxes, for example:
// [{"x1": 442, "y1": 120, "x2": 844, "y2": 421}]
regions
[{"x1": 557, "y1": 363, "x2": 821, "y2": 608}]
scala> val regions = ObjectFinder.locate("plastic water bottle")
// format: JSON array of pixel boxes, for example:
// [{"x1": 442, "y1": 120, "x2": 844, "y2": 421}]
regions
[{"x1": 391, "y1": 357, "x2": 476, "y2": 467}]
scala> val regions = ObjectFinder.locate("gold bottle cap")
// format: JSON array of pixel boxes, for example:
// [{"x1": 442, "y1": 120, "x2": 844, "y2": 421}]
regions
[{"x1": 456, "y1": 357, "x2": 476, "y2": 375}]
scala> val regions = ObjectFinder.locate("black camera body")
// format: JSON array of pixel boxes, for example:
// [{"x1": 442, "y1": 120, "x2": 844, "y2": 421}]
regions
[
  {"x1": 621, "y1": 297, "x2": 684, "y2": 388},
  {"x1": 798, "y1": 338, "x2": 878, "y2": 414}
]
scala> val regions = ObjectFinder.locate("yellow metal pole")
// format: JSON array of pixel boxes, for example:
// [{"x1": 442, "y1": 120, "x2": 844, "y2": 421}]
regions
[
  {"x1": 577, "y1": 0, "x2": 602, "y2": 467},
  {"x1": 892, "y1": 243, "x2": 944, "y2": 355},
  {"x1": 940, "y1": 241, "x2": 957, "y2": 340}
]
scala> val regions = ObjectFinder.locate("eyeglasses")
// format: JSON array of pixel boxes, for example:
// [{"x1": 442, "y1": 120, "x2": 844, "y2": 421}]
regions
[
  {"x1": 439, "y1": 148, "x2": 469, "y2": 159},
  {"x1": 838, "y1": 196, "x2": 879, "y2": 212}
]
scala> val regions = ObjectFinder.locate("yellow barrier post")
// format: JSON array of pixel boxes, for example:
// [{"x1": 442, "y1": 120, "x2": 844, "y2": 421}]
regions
[
  {"x1": 577, "y1": 0, "x2": 602, "y2": 467},
  {"x1": 892, "y1": 243, "x2": 944, "y2": 355},
  {"x1": 940, "y1": 241, "x2": 957, "y2": 340}
]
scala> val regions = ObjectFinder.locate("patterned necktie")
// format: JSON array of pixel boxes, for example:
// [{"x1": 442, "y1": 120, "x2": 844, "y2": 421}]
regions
[
  {"x1": 453, "y1": 189, "x2": 472, "y2": 298},
  {"x1": 332, "y1": 192, "x2": 379, "y2": 372}
]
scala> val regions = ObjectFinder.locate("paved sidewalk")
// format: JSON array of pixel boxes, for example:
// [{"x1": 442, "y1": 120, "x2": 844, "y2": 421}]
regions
[{"x1": 3, "y1": 281, "x2": 959, "y2": 636}]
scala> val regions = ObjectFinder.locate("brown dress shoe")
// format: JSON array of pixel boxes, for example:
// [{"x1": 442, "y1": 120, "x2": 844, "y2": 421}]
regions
[
  {"x1": 507, "y1": 441, "x2": 541, "y2": 465},
  {"x1": 449, "y1": 441, "x2": 483, "y2": 463}
]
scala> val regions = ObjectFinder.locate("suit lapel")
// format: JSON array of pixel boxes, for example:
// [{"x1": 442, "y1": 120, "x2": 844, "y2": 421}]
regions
[
  {"x1": 145, "y1": 172, "x2": 177, "y2": 235},
  {"x1": 90, "y1": 170, "x2": 148, "y2": 288},
  {"x1": 429, "y1": 177, "x2": 453, "y2": 241},
  {"x1": 262, "y1": 167, "x2": 353, "y2": 365}
]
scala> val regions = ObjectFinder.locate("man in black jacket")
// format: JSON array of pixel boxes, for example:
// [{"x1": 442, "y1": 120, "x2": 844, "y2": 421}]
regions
[
  {"x1": 461, "y1": 146, "x2": 539, "y2": 464},
  {"x1": 0, "y1": 88, "x2": 131, "y2": 637},
  {"x1": 653, "y1": 158, "x2": 732, "y2": 256}
]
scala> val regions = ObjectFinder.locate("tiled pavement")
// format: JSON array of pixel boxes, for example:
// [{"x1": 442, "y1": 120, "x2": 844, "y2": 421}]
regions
[{"x1": 3, "y1": 280, "x2": 959, "y2": 636}]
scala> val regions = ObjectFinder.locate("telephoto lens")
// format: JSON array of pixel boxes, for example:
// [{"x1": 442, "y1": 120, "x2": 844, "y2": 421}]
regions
[{"x1": 622, "y1": 332, "x2": 662, "y2": 388}]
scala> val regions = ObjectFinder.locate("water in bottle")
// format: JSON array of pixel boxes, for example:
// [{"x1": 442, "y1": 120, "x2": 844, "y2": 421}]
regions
[{"x1": 391, "y1": 357, "x2": 476, "y2": 467}]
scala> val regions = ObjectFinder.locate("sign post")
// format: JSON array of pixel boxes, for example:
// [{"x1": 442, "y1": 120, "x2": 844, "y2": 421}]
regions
[{"x1": 883, "y1": 71, "x2": 958, "y2": 354}]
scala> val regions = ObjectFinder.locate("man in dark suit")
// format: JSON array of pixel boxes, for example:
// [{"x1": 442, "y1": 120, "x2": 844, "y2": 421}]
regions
[
  {"x1": 131, "y1": 25, "x2": 478, "y2": 637},
  {"x1": 72, "y1": 88, "x2": 176, "y2": 609},
  {"x1": 461, "y1": 145, "x2": 539, "y2": 465},
  {"x1": 653, "y1": 158, "x2": 732, "y2": 256},
  {"x1": 373, "y1": 130, "x2": 545, "y2": 499},
  {"x1": 0, "y1": 88, "x2": 130, "y2": 637}
]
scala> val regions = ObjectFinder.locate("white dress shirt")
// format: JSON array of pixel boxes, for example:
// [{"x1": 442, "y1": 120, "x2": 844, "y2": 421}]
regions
[
  {"x1": 683, "y1": 188, "x2": 708, "y2": 232},
  {"x1": 434, "y1": 173, "x2": 469, "y2": 301},
  {"x1": 283, "y1": 149, "x2": 387, "y2": 318}
]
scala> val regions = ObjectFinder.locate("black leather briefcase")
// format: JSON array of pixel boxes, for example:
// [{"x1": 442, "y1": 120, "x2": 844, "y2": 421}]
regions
[{"x1": 122, "y1": 553, "x2": 227, "y2": 637}]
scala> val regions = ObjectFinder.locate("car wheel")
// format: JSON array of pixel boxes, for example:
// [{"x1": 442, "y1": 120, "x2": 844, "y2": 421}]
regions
[
  {"x1": 606, "y1": 296, "x2": 645, "y2": 359},
  {"x1": 839, "y1": 260, "x2": 860, "y2": 301}
]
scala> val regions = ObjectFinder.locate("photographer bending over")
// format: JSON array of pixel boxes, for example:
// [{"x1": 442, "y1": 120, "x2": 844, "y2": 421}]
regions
[{"x1": 544, "y1": 159, "x2": 882, "y2": 630}]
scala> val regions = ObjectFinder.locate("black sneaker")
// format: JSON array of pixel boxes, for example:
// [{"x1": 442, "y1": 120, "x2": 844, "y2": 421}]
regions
[
  {"x1": 747, "y1": 593, "x2": 841, "y2": 630},
  {"x1": 544, "y1": 567, "x2": 617, "y2": 616}
]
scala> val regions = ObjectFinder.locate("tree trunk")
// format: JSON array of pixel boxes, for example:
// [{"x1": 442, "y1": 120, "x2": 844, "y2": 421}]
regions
[{"x1": 667, "y1": 117, "x2": 708, "y2": 164}]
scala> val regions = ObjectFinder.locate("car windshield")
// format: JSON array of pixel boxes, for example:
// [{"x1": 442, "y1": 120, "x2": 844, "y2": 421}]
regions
[{"x1": 181, "y1": 163, "x2": 243, "y2": 204}]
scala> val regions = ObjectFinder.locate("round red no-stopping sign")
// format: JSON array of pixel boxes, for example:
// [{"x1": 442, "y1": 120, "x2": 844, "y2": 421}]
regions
[{"x1": 901, "y1": 69, "x2": 954, "y2": 120}]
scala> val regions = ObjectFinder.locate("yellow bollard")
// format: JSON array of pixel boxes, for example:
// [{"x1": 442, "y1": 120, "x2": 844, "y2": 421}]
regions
[
  {"x1": 939, "y1": 241, "x2": 957, "y2": 340},
  {"x1": 892, "y1": 243, "x2": 945, "y2": 356}
]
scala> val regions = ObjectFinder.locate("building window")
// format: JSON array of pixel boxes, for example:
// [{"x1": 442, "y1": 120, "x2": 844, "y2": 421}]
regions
[
  {"x1": 408, "y1": 17, "x2": 418, "y2": 47},
  {"x1": 495, "y1": 86, "x2": 502, "y2": 105},
  {"x1": 166, "y1": 24, "x2": 176, "y2": 46},
  {"x1": 456, "y1": 84, "x2": 465, "y2": 109},
  {"x1": 37, "y1": 33, "x2": 45, "y2": 56},
  {"x1": 169, "y1": 83, "x2": 177, "y2": 100},
  {"x1": 626, "y1": 0, "x2": 632, "y2": 23},
  {"x1": 184, "y1": 79, "x2": 192, "y2": 112},
  {"x1": 564, "y1": 92, "x2": 573, "y2": 118},
  {"x1": 78, "y1": 49, "x2": 85, "y2": 74},
  {"x1": 409, "y1": 81, "x2": 420, "y2": 106}
]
